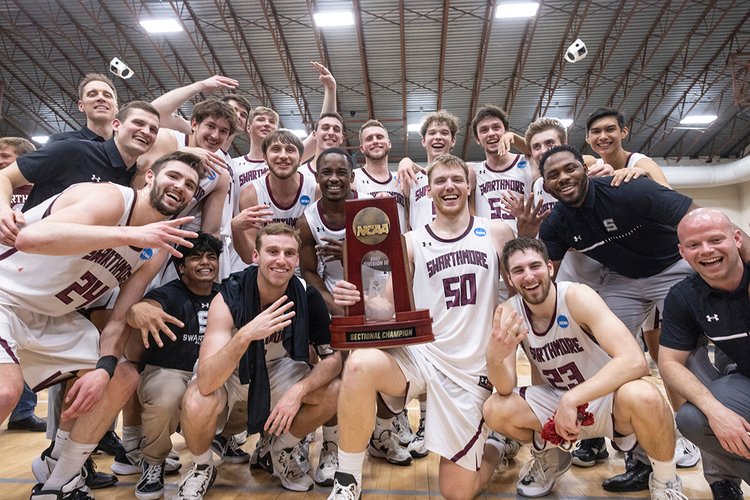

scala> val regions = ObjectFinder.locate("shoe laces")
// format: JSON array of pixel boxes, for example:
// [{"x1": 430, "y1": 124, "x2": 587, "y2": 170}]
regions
[
  {"x1": 521, "y1": 451, "x2": 550, "y2": 485},
  {"x1": 178, "y1": 465, "x2": 212, "y2": 497},
  {"x1": 319, "y1": 442, "x2": 338, "y2": 469},
  {"x1": 143, "y1": 463, "x2": 164, "y2": 484},
  {"x1": 332, "y1": 479, "x2": 359, "y2": 500},
  {"x1": 279, "y1": 448, "x2": 306, "y2": 479},
  {"x1": 226, "y1": 436, "x2": 243, "y2": 455}
]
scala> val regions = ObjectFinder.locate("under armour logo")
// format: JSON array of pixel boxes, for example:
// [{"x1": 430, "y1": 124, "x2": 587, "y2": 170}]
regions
[
  {"x1": 316, "y1": 227, "x2": 322, "y2": 233},
  {"x1": 706, "y1": 314, "x2": 719, "y2": 322},
  {"x1": 91, "y1": 175, "x2": 101, "y2": 182},
  {"x1": 573, "y1": 235, "x2": 582, "y2": 242},
  {"x1": 422, "y1": 241, "x2": 432, "y2": 247},
  {"x1": 202, "y1": 303, "x2": 210, "y2": 308}
]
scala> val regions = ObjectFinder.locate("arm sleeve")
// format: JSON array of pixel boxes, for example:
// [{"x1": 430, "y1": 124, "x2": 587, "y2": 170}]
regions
[
  {"x1": 306, "y1": 286, "x2": 333, "y2": 352},
  {"x1": 17, "y1": 141, "x2": 78, "y2": 185},
  {"x1": 660, "y1": 285, "x2": 702, "y2": 351},
  {"x1": 539, "y1": 213, "x2": 568, "y2": 261}
]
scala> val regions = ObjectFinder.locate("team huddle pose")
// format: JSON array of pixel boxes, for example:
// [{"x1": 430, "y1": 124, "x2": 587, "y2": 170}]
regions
[{"x1": 0, "y1": 64, "x2": 748, "y2": 500}]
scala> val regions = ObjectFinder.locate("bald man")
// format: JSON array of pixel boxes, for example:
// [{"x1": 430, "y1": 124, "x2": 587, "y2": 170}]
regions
[{"x1": 659, "y1": 209, "x2": 750, "y2": 500}]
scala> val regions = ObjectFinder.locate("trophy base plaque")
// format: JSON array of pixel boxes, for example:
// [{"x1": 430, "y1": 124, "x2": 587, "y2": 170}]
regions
[{"x1": 331, "y1": 309, "x2": 433, "y2": 350}]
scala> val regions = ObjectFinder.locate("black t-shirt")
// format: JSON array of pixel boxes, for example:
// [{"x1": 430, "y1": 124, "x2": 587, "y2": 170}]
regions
[
  {"x1": 661, "y1": 262, "x2": 750, "y2": 378},
  {"x1": 142, "y1": 279, "x2": 220, "y2": 372},
  {"x1": 47, "y1": 125, "x2": 105, "y2": 144},
  {"x1": 540, "y1": 177, "x2": 692, "y2": 278},
  {"x1": 18, "y1": 138, "x2": 135, "y2": 211}
]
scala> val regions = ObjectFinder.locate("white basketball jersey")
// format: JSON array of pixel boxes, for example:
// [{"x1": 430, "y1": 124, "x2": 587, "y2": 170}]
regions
[
  {"x1": 473, "y1": 154, "x2": 533, "y2": 234},
  {"x1": 408, "y1": 216, "x2": 499, "y2": 397},
  {"x1": 251, "y1": 172, "x2": 316, "y2": 227},
  {"x1": 408, "y1": 172, "x2": 435, "y2": 232},
  {"x1": 299, "y1": 160, "x2": 318, "y2": 186},
  {"x1": 625, "y1": 152, "x2": 648, "y2": 169},
  {"x1": 353, "y1": 168, "x2": 408, "y2": 234},
  {"x1": 232, "y1": 155, "x2": 269, "y2": 193},
  {"x1": 0, "y1": 184, "x2": 154, "y2": 316},
  {"x1": 509, "y1": 281, "x2": 612, "y2": 390}
]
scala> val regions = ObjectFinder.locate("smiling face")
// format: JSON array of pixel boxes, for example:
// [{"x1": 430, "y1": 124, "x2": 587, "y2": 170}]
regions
[
  {"x1": 248, "y1": 113, "x2": 278, "y2": 143},
  {"x1": 585, "y1": 116, "x2": 627, "y2": 157},
  {"x1": 505, "y1": 248, "x2": 555, "y2": 305},
  {"x1": 0, "y1": 146, "x2": 18, "y2": 170},
  {"x1": 359, "y1": 125, "x2": 391, "y2": 161},
  {"x1": 148, "y1": 160, "x2": 199, "y2": 216},
  {"x1": 78, "y1": 80, "x2": 118, "y2": 123},
  {"x1": 265, "y1": 140, "x2": 301, "y2": 180},
  {"x1": 422, "y1": 122, "x2": 456, "y2": 160},
  {"x1": 191, "y1": 116, "x2": 232, "y2": 152},
  {"x1": 428, "y1": 161, "x2": 469, "y2": 217},
  {"x1": 474, "y1": 116, "x2": 506, "y2": 156},
  {"x1": 317, "y1": 152, "x2": 353, "y2": 202},
  {"x1": 225, "y1": 98, "x2": 250, "y2": 133},
  {"x1": 114, "y1": 108, "x2": 160, "y2": 157},
  {"x1": 542, "y1": 151, "x2": 589, "y2": 207},
  {"x1": 529, "y1": 129, "x2": 564, "y2": 163},
  {"x1": 253, "y1": 233, "x2": 300, "y2": 289},
  {"x1": 179, "y1": 251, "x2": 219, "y2": 285},
  {"x1": 678, "y1": 209, "x2": 743, "y2": 289},
  {"x1": 314, "y1": 116, "x2": 344, "y2": 151}
]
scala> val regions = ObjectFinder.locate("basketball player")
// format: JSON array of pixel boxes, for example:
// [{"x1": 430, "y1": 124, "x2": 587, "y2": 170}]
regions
[
  {"x1": 659, "y1": 208, "x2": 750, "y2": 499},
  {"x1": 0, "y1": 101, "x2": 161, "y2": 246},
  {"x1": 232, "y1": 129, "x2": 318, "y2": 263},
  {"x1": 125, "y1": 233, "x2": 224, "y2": 500},
  {"x1": 483, "y1": 237, "x2": 684, "y2": 498},
  {"x1": 0, "y1": 151, "x2": 203, "y2": 499},
  {"x1": 174, "y1": 223, "x2": 340, "y2": 497},
  {"x1": 353, "y1": 119, "x2": 408, "y2": 233},
  {"x1": 328, "y1": 154, "x2": 515, "y2": 499},
  {"x1": 48, "y1": 73, "x2": 119, "y2": 143},
  {"x1": 299, "y1": 113, "x2": 346, "y2": 184}
]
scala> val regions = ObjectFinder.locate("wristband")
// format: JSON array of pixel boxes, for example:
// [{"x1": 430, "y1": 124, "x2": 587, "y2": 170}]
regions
[{"x1": 96, "y1": 355, "x2": 118, "y2": 379}]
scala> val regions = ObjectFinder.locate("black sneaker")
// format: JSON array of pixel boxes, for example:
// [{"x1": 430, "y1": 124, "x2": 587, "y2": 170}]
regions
[
  {"x1": 571, "y1": 437, "x2": 609, "y2": 467},
  {"x1": 710, "y1": 480, "x2": 744, "y2": 500},
  {"x1": 82, "y1": 457, "x2": 118, "y2": 489},
  {"x1": 211, "y1": 434, "x2": 250, "y2": 464},
  {"x1": 135, "y1": 461, "x2": 165, "y2": 500},
  {"x1": 94, "y1": 430, "x2": 126, "y2": 457},
  {"x1": 31, "y1": 473, "x2": 94, "y2": 499}
]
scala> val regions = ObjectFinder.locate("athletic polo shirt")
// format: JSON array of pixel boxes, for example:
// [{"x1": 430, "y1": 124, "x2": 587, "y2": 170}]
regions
[
  {"x1": 142, "y1": 279, "x2": 220, "y2": 372},
  {"x1": 661, "y1": 262, "x2": 750, "y2": 378},
  {"x1": 18, "y1": 138, "x2": 135, "y2": 211},
  {"x1": 540, "y1": 177, "x2": 692, "y2": 278},
  {"x1": 47, "y1": 125, "x2": 105, "y2": 144}
]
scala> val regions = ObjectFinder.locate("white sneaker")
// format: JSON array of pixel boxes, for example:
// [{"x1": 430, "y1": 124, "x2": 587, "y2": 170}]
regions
[
  {"x1": 393, "y1": 410, "x2": 414, "y2": 446},
  {"x1": 675, "y1": 436, "x2": 700, "y2": 468},
  {"x1": 111, "y1": 447, "x2": 143, "y2": 475},
  {"x1": 292, "y1": 436, "x2": 311, "y2": 474},
  {"x1": 368, "y1": 429, "x2": 412, "y2": 466},
  {"x1": 174, "y1": 462, "x2": 217, "y2": 500},
  {"x1": 517, "y1": 447, "x2": 572, "y2": 497},
  {"x1": 249, "y1": 433, "x2": 273, "y2": 474},
  {"x1": 315, "y1": 441, "x2": 339, "y2": 486},
  {"x1": 271, "y1": 443, "x2": 314, "y2": 491},
  {"x1": 31, "y1": 474, "x2": 93, "y2": 500},
  {"x1": 31, "y1": 448, "x2": 56, "y2": 483},
  {"x1": 211, "y1": 434, "x2": 250, "y2": 464},
  {"x1": 165, "y1": 453, "x2": 182, "y2": 475},
  {"x1": 649, "y1": 473, "x2": 688, "y2": 500},
  {"x1": 327, "y1": 472, "x2": 361, "y2": 500},
  {"x1": 407, "y1": 418, "x2": 428, "y2": 459}
]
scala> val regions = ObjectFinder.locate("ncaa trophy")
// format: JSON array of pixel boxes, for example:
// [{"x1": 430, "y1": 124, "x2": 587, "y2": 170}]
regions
[{"x1": 331, "y1": 196, "x2": 433, "y2": 349}]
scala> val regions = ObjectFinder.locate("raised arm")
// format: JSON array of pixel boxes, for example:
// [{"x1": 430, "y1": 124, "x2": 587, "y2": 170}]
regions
[
  {"x1": 301, "y1": 62, "x2": 337, "y2": 161},
  {"x1": 151, "y1": 75, "x2": 239, "y2": 134},
  {"x1": 486, "y1": 304, "x2": 526, "y2": 395}
]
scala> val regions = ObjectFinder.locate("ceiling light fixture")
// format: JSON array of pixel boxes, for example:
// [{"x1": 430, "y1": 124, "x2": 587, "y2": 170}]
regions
[
  {"x1": 313, "y1": 11, "x2": 355, "y2": 27},
  {"x1": 556, "y1": 118, "x2": 574, "y2": 128},
  {"x1": 496, "y1": 2, "x2": 539, "y2": 19},
  {"x1": 407, "y1": 123, "x2": 422, "y2": 133},
  {"x1": 679, "y1": 114, "x2": 718, "y2": 125},
  {"x1": 291, "y1": 129, "x2": 308, "y2": 138},
  {"x1": 139, "y1": 19, "x2": 183, "y2": 33},
  {"x1": 31, "y1": 135, "x2": 49, "y2": 144}
]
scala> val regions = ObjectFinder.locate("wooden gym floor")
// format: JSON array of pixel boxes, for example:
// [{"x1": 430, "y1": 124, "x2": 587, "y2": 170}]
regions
[{"x1": 1, "y1": 352, "x2": 747, "y2": 499}]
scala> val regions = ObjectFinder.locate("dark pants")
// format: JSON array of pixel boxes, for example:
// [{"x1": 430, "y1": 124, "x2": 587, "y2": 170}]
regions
[{"x1": 9, "y1": 383, "x2": 37, "y2": 421}]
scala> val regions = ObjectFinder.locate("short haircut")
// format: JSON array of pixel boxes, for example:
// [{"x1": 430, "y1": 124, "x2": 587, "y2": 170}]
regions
[
  {"x1": 256, "y1": 222, "x2": 301, "y2": 252},
  {"x1": 315, "y1": 112, "x2": 344, "y2": 131},
  {"x1": 175, "y1": 232, "x2": 223, "y2": 268},
  {"x1": 77, "y1": 73, "x2": 117, "y2": 102},
  {"x1": 358, "y1": 119, "x2": 387, "y2": 141},
  {"x1": 249, "y1": 106, "x2": 280, "y2": 126},
  {"x1": 221, "y1": 94, "x2": 252, "y2": 114},
  {"x1": 115, "y1": 101, "x2": 160, "y2": 123},
  {"x1": 471, "y1": 105, "x2": 509, "y2": 139},
  {"x1": 261, "y1": 129, "x2": 304, "y2": 157},
  {"x1": 150, "y1": 151, "x2": 206, "y2": 180},
  {"x1": 190, "y1": 99, "x2": 239, "y2": 136},
  {"x1": 421, "y1": 110, "x2": 459, "y2": 139},
  {"x1": 316, "y1": 147, "x2": 354, "y2": 171},
  {"x1": 586, "y1": 106, "x2": 625, "y2": 132},
  {"x1": 539, "y1": 144, "x2": 585, "y2": 177},
  {"x1": 501, "y1": 237, "x2": 550, "y2": 274},
  {"x1": 0, "y1": 137, "x2": 36, "y2": 156},
  {"x1": 426, "y1": 153, "x2": 469, "y2": 184},
  {"x1": 525, "y1": 117, "x2": 567, "y2": 148}
]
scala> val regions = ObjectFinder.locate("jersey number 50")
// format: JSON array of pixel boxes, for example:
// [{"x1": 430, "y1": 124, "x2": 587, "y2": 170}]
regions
[{"x1": 443, "y1": 273, "x2": 476, "y2": 309}]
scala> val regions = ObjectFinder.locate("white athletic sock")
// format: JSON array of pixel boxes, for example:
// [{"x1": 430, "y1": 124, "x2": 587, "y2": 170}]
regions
[
  {"x1": 121, "y1": 425, "x2": 142, "y2": 452},
  {"x1": 193, "y1": 449, "x2": 213, "y2": 466},
  {"x1": 50, "y1": 430, "x2": 70, "y2": 460},
  {"x1": 273, "y1": 431, "x2": 301, "y2": 451},
  {"x1": 649, "y1": 455, "x2": 677, "y2": 485},
  {"x1": 43, "y1": 440, "x2": 95, "y2": 490},
  {"x1": 374, "y1": 416, "x2": 394, "y2": 436},
  {"x1": 338, "y1": 449, "x2": 365, "y2": 485},
  {"x1": 323, "y1": 425, "x2": 339, "y2": 444}
]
